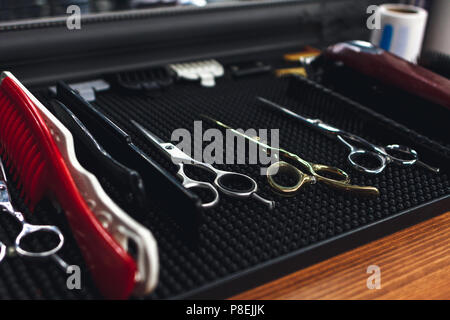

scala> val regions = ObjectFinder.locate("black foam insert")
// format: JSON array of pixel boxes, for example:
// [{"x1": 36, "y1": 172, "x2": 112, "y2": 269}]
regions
[{"x1": 0, "y1": 73, "x2": 449, "y2": 299}]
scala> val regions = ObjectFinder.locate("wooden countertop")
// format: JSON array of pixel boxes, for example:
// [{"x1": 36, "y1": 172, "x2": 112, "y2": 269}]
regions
[{"x1": 232, "y1": 211, "x2": 450, "y2": 300}]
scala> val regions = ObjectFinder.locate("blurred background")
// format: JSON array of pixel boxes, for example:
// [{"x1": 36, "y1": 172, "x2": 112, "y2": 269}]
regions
[
  {"x1": 0, "y1": 0, "x2": 247, "y2": 22},
  {"x1": 0, "y1": 0, "x2": 436, "y2": 23}
]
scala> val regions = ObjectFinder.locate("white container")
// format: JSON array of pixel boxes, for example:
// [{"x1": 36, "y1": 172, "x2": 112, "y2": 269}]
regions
[{"x1": 370, "y1": 4, "x2": 428, "y2": 63}]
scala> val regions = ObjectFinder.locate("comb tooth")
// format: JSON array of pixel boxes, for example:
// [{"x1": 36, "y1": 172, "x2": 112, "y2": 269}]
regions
[
  {"x1": 9, "y1": 122, "x2": 27, "y2": 170},
  {"x1": 24, "y1": 151, "x2": 42, "y2": 188},
  {"x1": 11, "y1": 134, "x2": 37, "y2": 179},
  {"x1": 11, "y1": 129, "x2": 33, "y2": 180},
  {"x1": 21, "y1": 144, "x2": 40, "y2": 189},
  {"x1": 2, "y1": 146, "x2": 14, "y2": 168},
  {"x1": 3, "y1": 109, "x2": 21, "y2": 168},
  {"x1": 11, "y1": 120, "x2": 27, "y2": 151},
  {"x1": 5, "y1": 114, "x2": 23, "y2": 156},
  {"x1": 29, "y1": 160, "x2": 46, "y2": 208},
  {"x1": 2, "y1": 106, "x2": 19, "y2": 141},
  {"x1": 0, "y1": 96, "x2": 8, "y2": 111},
  {"x1": 15, "y1": 123, "x2": 29, "y2": 147},
  {"x1": 15, "y1": 179, "x2": 24, "y2": 195},
  {"x1": 0, "y1": 92, "x2": 9, "y2": 106},
  {"x1": 14, "y1": 133, "x2": 33, "y2": 180},
  {"x1": 0, "y1": 103, "x2": 16, "y2": 144},
  {"x1": 14, "y1": 143, "x2": 37, "y2": 187},
  {"x1": 19, "y1": 182, "x2": 27, "y2": 200},
  {"x1": 17, "y1": 128, "x2": 33, "y2": 156}
]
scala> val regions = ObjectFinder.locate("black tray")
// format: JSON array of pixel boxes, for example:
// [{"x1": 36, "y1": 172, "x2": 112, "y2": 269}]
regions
[{"x1": 1, "y1": 69, "x2": 447, "y2": 299}]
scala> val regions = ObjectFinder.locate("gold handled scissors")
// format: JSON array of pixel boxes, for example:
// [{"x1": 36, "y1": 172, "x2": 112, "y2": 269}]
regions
[{"x1": 203, "y1": 116, "x2": 379, "y2": 196}]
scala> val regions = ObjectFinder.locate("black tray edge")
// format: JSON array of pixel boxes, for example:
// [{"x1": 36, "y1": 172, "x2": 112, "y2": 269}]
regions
[{"x1": 171, "y1": 195, "x2": 449, "y2": 299}]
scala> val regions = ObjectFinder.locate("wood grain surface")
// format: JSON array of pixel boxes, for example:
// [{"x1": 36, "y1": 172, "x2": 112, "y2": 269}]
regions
[{"x1": 232, "y1": 212, "x2": 450, "y2": 300}]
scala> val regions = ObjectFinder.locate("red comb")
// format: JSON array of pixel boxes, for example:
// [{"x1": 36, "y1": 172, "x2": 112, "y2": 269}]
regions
[{"x1": 0, "y1": 73, "x2": 137, "y2": 299}]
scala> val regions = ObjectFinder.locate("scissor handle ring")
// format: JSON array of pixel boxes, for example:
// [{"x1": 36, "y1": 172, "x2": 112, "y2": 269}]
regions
[
  {"x1": 214, "y1": 171, "x2": 257, "y2": 198},
  {"x1": 384, "y1": 144, "x2": 418, "y2": 165},
  {"x1": 15, "y1": 224, "x2": 64, "y2": 258},
  {"x1": 348, "y1": 149, "x2": 386, "y2": 174},
  {"x1": 176, "y1": 163, "x2": 220, "y2": 208},
  {"x1": 182, "y1": 179, "x2": 220, "y2": 209},
  {"x1": 266, "y1": 161, "x2": 313, "y2": 196}
]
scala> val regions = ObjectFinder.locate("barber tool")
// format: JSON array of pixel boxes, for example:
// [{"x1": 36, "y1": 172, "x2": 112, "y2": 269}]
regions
[
  {"x1": 48, "y1": 99, "x2": 147, "y2": 213},
  {"x1": 257, "y1": 97, "x2": 440, "y2": 175},
  {"x1": 202, "y1": 116, "x2": 379, "y2": 196},
  {"x1": 315, "y1": 40, "x2": 450, "y2": 109},
  {"x1": 131, "y1": 120, "x2": 275, "y2": 209},
  {"x1": 229, "y1": 61, "x2": 272, "y2": 78},
  {"x1": 370, "y1": 4, "x2": 427, "y2": 63},
  {"x1": 49, "y1": 79, "x2": 110, "y2": 102},
  {"x1": 0, "y1": 72, "x2": 159, "y2": 298},
  {"x1": 283, "y1": 46, "x2": 321, "y2": 65},
  {"x1": 108, "y1": 66, "x2": 175, "y2": 93},
  {"x1": 55, "y1": 81, "x2": 203, "y2": 232},
  {"x1": 169, "y1": 59, "x2": 224, "y2": 87},
  {"x1": 0, "y1": 157, "x2": 64, "y2": 262},
  {"x1": 275, "y1": 67, "x2": 307, "y2": 78}
]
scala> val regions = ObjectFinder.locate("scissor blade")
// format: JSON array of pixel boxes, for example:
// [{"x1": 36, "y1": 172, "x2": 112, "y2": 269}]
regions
[
  {"x1": 131, "y1": 120, "x2": 166, "y2": 149},
  {"x1": 201, "y1": 114, "x2": 277, "y2": 153},
  {"x1": 256, "y1": 97, "x2": 317, "y2": 127}
]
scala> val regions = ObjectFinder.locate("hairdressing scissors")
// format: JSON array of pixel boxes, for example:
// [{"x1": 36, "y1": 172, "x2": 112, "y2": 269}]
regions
[
  {"x1": 202, "y1": 116, "x2": 379, "y2": 196},
  {"x1": 0, "y1": 158, "x2": 64, "y2": 263},
  {"x1": 257, "y1": 97, "x2": 440, "y2": 175},
  {"x1": 131, "y1": 120, "x2": 275, "y2": 209}
]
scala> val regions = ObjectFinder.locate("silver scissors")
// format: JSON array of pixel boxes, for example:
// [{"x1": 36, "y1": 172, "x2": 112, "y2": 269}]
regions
[
  {"x1": 0, "y1": 158, "x2": 64, "y2": 262},
  {"x1": 131, "y1": 120, "x2": 275, "y2": 209},
  {"x1": 257, "y1": 97, "x2": 440, "y2": 175}
]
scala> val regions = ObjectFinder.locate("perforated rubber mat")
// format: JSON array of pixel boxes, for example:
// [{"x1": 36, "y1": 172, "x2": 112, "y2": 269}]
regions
[{"x1": 0, "y1": 73, "x2": 449, "y2": 299}]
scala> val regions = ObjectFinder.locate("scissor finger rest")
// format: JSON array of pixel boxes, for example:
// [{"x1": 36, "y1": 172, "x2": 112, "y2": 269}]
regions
[
  {"x1": 15, "y1": 223, "x2": 64, "y2": 258},
  {"x1": 310, "y1": 163, "x2": 350, "y2": 183},
  {"x1": 320, "y1": 177, "x2": 380, "y2": 196}
]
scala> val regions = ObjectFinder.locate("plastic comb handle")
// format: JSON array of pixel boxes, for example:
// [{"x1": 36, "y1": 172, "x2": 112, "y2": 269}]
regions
[{"x1": 0, "y1": 72, "x2": 138, "y2": 299}]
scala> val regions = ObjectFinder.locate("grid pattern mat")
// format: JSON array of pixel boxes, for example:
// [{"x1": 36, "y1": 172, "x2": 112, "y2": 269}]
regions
[{"x1": 0, "y1": 74, "x2": 448, "y2": 299}]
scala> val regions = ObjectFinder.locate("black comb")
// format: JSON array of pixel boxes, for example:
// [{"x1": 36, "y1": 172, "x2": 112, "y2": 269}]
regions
[
  {"x1": 55, "y1": 81, "x2": 202, "y2": 237},
  {"x1": 48, "y1": 99, "x2": 147, "y2": 213},
  {"x1": 108, "y1": 67, "x2": 176, "y2": 93}
]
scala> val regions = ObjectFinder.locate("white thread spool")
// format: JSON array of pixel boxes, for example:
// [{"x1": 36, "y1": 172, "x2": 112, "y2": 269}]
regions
[{"x1": 370, "y1": 4, "x2": 428, "y2": 63}]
